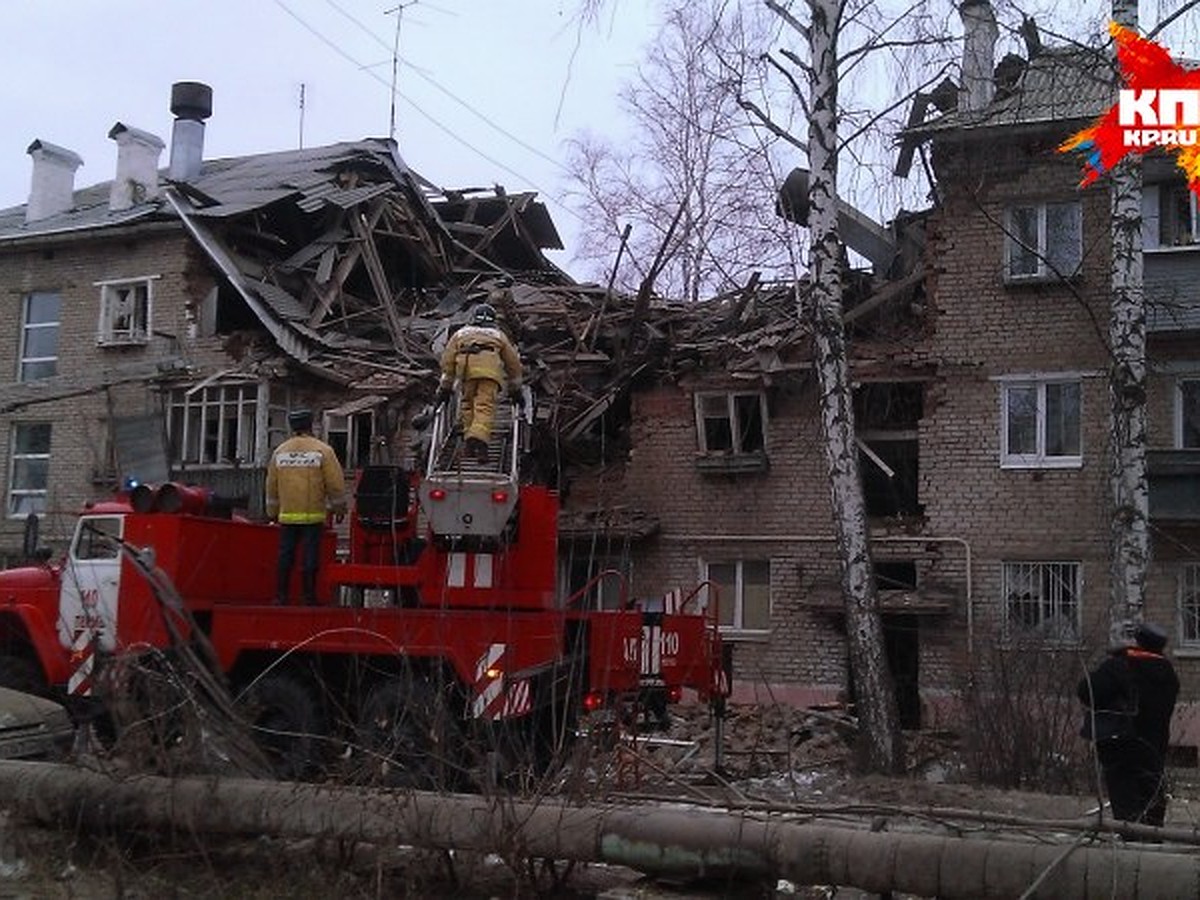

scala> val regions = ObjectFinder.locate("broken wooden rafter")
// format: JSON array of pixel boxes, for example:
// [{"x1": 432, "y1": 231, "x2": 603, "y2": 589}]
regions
[
  {"x1": 351, "y1": 200, "x2": 407, "y2": 352},
  {"x1": 306, "y1": 203, "x2": 387, "y2": 329}
]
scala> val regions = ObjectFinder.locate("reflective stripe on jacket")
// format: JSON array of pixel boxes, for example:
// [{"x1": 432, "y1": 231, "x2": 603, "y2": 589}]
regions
[
  {"x1": 265, "y1": 435, "x2": 347, "y2": 524},
  {"x1": 438, "y1": 324, "x2": 522, "y2": 389}
]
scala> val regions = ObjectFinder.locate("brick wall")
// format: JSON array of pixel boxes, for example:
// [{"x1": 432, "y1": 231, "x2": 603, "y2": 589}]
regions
[
  {"x1": 930, "y1": 130, "x2": 1200, "y2": 745},
  {"x1": 0, "y1": 225, "x2": 225, "y2": 558}
]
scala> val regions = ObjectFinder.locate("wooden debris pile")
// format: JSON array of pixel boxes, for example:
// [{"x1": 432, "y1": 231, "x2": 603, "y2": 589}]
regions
[{"x1": 184, "y1": 140, "x2": 928, "y2": 464}]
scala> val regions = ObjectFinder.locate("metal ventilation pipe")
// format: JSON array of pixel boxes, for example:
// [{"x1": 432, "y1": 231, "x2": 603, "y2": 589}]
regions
[{"x1": 168, "y1": 81, "x2": 213, "y2": 183}]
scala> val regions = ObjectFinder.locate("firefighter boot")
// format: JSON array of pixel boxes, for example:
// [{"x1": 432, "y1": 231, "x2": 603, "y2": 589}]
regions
[
  {"x1": 301, "y1": 570, "x2": 318, "y2": 606},
  {"x1": 275, "y1": 570, "x2": 290, "y2": 606}
]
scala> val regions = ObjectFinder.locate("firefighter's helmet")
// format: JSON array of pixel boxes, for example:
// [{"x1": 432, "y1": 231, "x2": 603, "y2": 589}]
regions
[
  {"x1": 472, "y1": 303, "x2": 497, "y2": 326},
  {"x1": 288, "y1": 409, "x2": 314, "y2": 432}
]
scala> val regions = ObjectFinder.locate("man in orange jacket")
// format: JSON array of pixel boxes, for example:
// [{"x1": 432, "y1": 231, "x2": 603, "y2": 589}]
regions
[
  {"x1": 436, "y1": 302, "x2": 523, "y2": 463},
  {"x1": 265, "y1": 409, "x2": 347, "y2": 605}
]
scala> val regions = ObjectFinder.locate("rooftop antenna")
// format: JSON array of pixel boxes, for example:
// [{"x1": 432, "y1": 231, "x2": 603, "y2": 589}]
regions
[
  {"x1": 298, "y1": 82, "x2": 306, "y2": 149},
  {"x1": 384, "y1": 1, "x2": 420, "y2": 140}
]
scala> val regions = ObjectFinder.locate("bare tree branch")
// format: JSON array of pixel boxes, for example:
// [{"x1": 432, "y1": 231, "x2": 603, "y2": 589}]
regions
[
  {"x1": 836, "y1": 63, "x2": 952, "y2": 154},
  {"x1": 765, "y1": 0, "x2": 809, "y2": 41},
  {"x1": 739, "y1": 97, "x2": 810, "y2": 155},
  {"x1": 1147, "y1": 0, "x2": 1200, "y2": 40}
]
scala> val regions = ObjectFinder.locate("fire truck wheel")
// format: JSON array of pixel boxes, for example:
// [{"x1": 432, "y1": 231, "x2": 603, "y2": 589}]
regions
[
  {"x1": 239, "y1": 671, "x2": 326, "y2": 781},
  {"x1": 355, "y1": 675, "x2": 463, "y2": 790},
  {"x1": 0, "y1": 653, "x2": 48, "y2": 695}
]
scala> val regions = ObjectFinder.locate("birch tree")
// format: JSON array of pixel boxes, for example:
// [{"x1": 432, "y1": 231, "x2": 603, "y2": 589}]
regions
[
  {"x1": 1106, "y1": 0, "x2": 1146, "y2": 645},
  {"x1": 758, "y1": 0, "x2": 917, "y2": 773}
]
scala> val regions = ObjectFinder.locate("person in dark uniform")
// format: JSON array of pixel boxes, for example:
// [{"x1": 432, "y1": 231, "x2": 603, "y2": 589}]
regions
[{"x1": 1077, "y1": 622, "x2": 1179, "y2": 826}]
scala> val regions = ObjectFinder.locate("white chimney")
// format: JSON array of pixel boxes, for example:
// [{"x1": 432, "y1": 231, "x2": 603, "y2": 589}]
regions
[
  {"x1": 108, "y1": 123, "x2": 165, "y2": 210},
  {"x1": 25, "y1": 140, "x2": 83, "y2": 223},
  {"x1": 168, "y1": 81, "x2": 213, "y2": 183},
  {"x1": 959, "y1": 0, "x2": 999, "y2": 112}
]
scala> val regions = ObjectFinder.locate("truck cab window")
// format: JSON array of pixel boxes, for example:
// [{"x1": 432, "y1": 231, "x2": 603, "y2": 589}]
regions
[{"x1": 73, "y1": 517, "x2": 122, "y2": 560}]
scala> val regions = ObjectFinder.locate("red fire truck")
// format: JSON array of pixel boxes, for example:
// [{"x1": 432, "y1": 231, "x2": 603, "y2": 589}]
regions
[{"x1": 0, "y1": 400, "x2": 726, "y2": 784}]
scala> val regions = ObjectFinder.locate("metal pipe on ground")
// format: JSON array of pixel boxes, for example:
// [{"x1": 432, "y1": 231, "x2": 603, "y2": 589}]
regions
[{"x1": 0, "y1": 761, "x2": 1196, "y2": 899}]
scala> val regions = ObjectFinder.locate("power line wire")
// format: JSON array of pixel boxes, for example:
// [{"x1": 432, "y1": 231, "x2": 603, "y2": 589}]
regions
[
  {"x1": 323, "y1": 0, "x2": 568, "y2": 173},
  {"x1": 273, "y1": 0, "x2": 580, "y2": 225}
]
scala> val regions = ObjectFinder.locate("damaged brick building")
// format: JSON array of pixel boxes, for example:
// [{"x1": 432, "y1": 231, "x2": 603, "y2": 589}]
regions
[{"x1": 0, "y1": 1, "x2": 1197, "y2": 761}]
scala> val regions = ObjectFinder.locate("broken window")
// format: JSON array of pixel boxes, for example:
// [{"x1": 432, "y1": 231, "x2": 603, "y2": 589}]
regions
[
  {"x1": 875, "y1": 560, "x2": 918, "y2": 592},
  {"x1": 855, "y1": 382, "x2": 923, "y2": 518},
  {"x1": 1005, "y1": 201, "x2": 1081, "y2": 280},
  {"x1": 1001, "y1": 378, "x2": 1081, "y2": 468},
  {"x1": 8, "y1": 422, "x2": 51, "y2": 517},
  {"x1": 1143, "y1": 182, "x2": 1199, "y2": 249},
  {"x1": 19, "y1": 292, "x2": 60, "y2": 382},
  {"x1": 695, "y1": 392, "x2": 766, "y2": 455},
  {"x1": 96, "y1": 277, "x2": 153, "y2": 345},
  {"x1": 1179, "y1": 564, "x2": 1200, "y2": 647},
  {"x1": 325, "y1": 407, "x2": 376, "y2": 471},
  {"x1": 1003, "y1": 560, "x2": 1080, "y2": 643},
  {"x1": 1177, "y1": 379, "x2": 1200, "y2": 448},
  {"x1": 705, "y1": 559, "x2": 770, "y2": 633},
  {"x1": 560, "y1": 550, "x2": 632, "y2": 611},
  {"x1": 168, "y1": 383, "x2": 260, "y2": 466}
]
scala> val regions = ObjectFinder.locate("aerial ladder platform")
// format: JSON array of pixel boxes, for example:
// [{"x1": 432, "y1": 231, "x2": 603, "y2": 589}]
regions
[{"x1": 417, "y1": 390, "x2": 529, "y2": 543}]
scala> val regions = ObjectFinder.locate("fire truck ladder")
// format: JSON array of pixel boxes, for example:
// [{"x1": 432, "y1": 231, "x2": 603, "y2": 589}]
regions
[{"x1": 418, "y1": 390, "x2": 526, "y2": 541}]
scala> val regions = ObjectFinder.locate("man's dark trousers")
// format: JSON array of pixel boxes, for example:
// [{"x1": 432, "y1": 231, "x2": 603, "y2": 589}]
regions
[{"x1": 277, "y1": 523, "x2": 323, "y2": 605}]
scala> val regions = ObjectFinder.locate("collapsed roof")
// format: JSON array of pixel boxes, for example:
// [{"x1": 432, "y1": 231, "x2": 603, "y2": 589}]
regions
[{"x1": 0, "y1": 131, "x2": 929, "y2": 469}]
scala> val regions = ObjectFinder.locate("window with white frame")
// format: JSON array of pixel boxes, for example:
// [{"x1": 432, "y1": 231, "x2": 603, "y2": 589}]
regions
[
  {"x1": 96, "y1": 277, "x2": 153, "y2": 345},
  {"x1": 1179, "y1": 563, "x2": 1200, "y2": 646},
  {"x1": 695, "y1": 392, "x2": 766, "y2": 455},
  {"x1": 19, "y1": 292, "x2": 60, "y2": 382},
  {"x1": 1005, "y1": 201, "x2": 1082, "y2": 280},
  {"x1": 1001, "y1": 378, "x2": 1082, "y2": 467},
  {"x1": 1175, "y1": 378, "x2": 1200, "y2": 448},
  {"x1": 705, "y1": 559, "x2": 770, "y2": 632},
  {"x1": 1003, "y1": 560, "x2": 1081, "y2": 642},
  {"x1": 8, "y1": 423, "x2": 51, "y2": 517},
  {"x1": 1143, "y1": 182, "x2": 1199, "y2": 249},
  {"x1": 168, "y1": 383, "x2": 260, "y2": 466}
]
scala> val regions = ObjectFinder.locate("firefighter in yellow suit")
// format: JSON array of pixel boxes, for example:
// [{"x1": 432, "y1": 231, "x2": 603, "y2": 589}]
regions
[
  {"x1": 436, "y1": 303, "x2": 523, "y2": 463},
  {"x1": 265, "y1": 409, "x2": 347, "y2": 605}
]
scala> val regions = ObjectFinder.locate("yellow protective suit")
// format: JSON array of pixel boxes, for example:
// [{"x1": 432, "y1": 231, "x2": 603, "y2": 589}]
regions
[
  {"x1": 438, "y1": 324, "x2": 522, "y2": 444},
  {"x1": 265, "y1": 434, "x2": 348, "y2": 524}
]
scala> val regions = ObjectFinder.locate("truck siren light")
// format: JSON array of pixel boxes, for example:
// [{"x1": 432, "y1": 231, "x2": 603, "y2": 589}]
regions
[
  {"x1": 429, "y1": 488, "x2": 447, "y2": 501},
  {"x1": 490, "y1": 490, "x2": 508, "y2": 504},
  {"x1": 582, "y1": 691, "x2": 604, "y2": 713}
]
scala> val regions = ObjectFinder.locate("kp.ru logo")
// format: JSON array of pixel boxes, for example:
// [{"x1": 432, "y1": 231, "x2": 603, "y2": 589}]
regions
[{"x1": 1060, "y1": 22, "x2": 1200, "y2": 197}]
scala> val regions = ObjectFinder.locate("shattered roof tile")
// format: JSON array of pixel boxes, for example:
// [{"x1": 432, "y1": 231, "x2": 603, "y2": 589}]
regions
[{"x1": 913, "y1": 46, "x2": 1114, "y2": 135}]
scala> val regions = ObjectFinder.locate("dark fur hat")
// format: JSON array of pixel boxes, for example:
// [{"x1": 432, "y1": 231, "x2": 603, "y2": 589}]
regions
[{"x1": 1134, "y1": 622, "x2": 1168, "y2": 652}]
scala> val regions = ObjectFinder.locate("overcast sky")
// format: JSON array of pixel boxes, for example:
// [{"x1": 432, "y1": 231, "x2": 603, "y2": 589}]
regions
[{"x1": 0, "y1": 0, "x2": 659, "y2": 266}]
